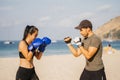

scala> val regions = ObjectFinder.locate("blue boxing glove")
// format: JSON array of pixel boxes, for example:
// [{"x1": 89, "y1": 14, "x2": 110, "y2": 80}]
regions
[
  {"x1": 28, "y1": 38, "x2": 43, "y2": 53},
  {"x1": 38, "y1": 37, "x2": 51, "y2": 52},
  {"x1": 38, "y1": 45, "x2": 46, "y2": 52},
  {"x1": 42, "y1": 37, "x2": 51, "y2": 46}
]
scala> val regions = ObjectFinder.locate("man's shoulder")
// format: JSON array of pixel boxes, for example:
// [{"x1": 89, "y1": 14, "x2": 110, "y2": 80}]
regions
[
  {"x1": 91, "y1": 34, "x2": 101, "y2": 42},
  {"x1": 93, "y1": 34, "x2": 101, "y2": 39}
]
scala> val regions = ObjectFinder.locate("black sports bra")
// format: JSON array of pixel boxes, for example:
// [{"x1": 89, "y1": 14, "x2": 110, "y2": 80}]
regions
[{"x1": 19, "y1": 40, "x2": 29, "y2": 59}]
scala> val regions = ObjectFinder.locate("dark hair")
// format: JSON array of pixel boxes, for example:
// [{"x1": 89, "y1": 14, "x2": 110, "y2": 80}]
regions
[
  {"x1": 108, "y1": 44, "x2": 111, "y2": 47},
  {"x1": 23, "y1": 25, "x2": 38, "y2": 40}
]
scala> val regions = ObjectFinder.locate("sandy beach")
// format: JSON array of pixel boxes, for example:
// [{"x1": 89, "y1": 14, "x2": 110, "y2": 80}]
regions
[{"x1": 0, "y1": 51, "x2": 120, "y2": 80}]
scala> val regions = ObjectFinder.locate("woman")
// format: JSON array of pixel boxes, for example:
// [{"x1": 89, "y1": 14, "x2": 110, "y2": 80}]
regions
[{"x1": 16, "y1": 25, "x2": 42, "y2": 80}]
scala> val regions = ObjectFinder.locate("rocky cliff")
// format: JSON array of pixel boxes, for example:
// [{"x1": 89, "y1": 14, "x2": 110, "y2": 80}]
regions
[{"x1": 94, "y1": 16, "x2": 120, "y2": 40}]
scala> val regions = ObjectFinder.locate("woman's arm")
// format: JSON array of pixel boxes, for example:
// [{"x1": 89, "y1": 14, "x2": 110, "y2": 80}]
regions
[
  {"x1": 34, "y1": 51, "x2": 43, "y2": 60},
  {"x1": 19, "y1": 41, "x2": 33, "y2": 61}
]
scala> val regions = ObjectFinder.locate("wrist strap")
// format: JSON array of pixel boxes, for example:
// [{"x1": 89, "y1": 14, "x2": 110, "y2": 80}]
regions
[
  {"x1": 67, "y1": 43, "x2": 72, "y2": 46},
  {"x1": 77, "y1": 42, "x2": 84, "y2": 47},
  {"x1": 76, "y1": 42, "x2": 81, "y2": 46}
]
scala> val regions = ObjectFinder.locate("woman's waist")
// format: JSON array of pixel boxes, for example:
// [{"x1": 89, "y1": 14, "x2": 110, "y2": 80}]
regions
[{"x1": 19, "y1": 59, "x2": 34, "y2": 68}]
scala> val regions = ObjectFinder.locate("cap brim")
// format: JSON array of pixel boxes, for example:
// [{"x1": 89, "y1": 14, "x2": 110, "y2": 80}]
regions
[{"x1": 75, "y1": 25, "x2": 81, "y2": 30}]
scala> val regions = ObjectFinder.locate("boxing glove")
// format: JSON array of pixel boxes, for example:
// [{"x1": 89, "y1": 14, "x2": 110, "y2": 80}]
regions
[
  {"x1": 38, "y1": 45, "x2": 46, "y2": 52},
  {"x1": 28, "y1": 38, "x2": 43, "y2": 53},
  {"x1": 64, "y1": 37, "x2": 72, "y2": 44},
  {"x1": 42, "y1": 37, "x2": 51, "y2": 45},
  {"x1": 73, "y1": 37, "x2": 82, "y2": 46},
  {"x1": 38, "y1": 37, "x2": 51, "y2": 52}
]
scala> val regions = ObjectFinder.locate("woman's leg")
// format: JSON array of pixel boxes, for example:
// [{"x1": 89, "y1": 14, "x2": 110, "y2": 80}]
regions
[
  {"x1": 16, "y1": 67, "x2": 30, "y2": 80},
  {"x1": 31, "y1": 68, "x2": 39, "y2": 80}
]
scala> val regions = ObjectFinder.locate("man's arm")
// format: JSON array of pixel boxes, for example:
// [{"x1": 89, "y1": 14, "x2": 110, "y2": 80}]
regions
[
  {"x1": 79, "y1": 46, "x2": 98, "y2": 59},
  {"x1": 67, "y1": 44, "x2": 82, "y2": 57},
  {"x1": 64, "y1": 37, "x2": 82, "y2": 57}
]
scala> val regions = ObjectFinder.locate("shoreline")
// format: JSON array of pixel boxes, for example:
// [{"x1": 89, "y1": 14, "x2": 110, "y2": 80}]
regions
[{"x1": 0, "y1": 51, "x2": 120, "y2": 80}]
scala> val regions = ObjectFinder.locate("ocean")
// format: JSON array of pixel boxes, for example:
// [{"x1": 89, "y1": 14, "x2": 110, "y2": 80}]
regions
[{"x1": 0, "y1": 40, "x2": 120, "y2": 58}]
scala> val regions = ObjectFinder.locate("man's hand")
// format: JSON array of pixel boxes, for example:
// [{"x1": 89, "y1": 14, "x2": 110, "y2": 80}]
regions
[
  {"x1": 64, "y1": 37, "x2": 72, "y2": 44},
  {"x1": 73, "y1": 37, "x2": 83, "y2": 46}
]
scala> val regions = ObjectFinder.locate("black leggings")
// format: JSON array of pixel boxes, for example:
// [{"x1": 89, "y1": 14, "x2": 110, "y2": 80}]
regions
[
  {"x1": 80, "y1": 68, "x2": 106, "y2": 80},
  {"x1": 16, "y1": 67, "x2": 39, "y2": 80}
]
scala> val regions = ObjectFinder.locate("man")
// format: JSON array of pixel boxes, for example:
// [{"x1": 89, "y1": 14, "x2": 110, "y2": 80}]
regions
[{"x1": 64, "y1": 20, "x2": 106, "y2": 80}]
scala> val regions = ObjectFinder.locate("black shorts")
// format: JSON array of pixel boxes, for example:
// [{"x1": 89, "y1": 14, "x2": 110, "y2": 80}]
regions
[
  {"x1": 16, "y1": 67, "x2": 39, "y2": 80},
  {"x1": 80, "y1": 68, "x2": 106, "y2": 80}
]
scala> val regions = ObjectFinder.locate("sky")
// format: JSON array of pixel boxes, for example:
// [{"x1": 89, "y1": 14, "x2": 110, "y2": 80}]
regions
[{"x1": 0, "y1": 0, "x2": 120, "y2": 41}]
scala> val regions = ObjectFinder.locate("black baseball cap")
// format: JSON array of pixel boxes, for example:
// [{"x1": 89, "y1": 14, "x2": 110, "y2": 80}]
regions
[{"x1": 75, "y1": 19, "x2": 92, "y2": 30}]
